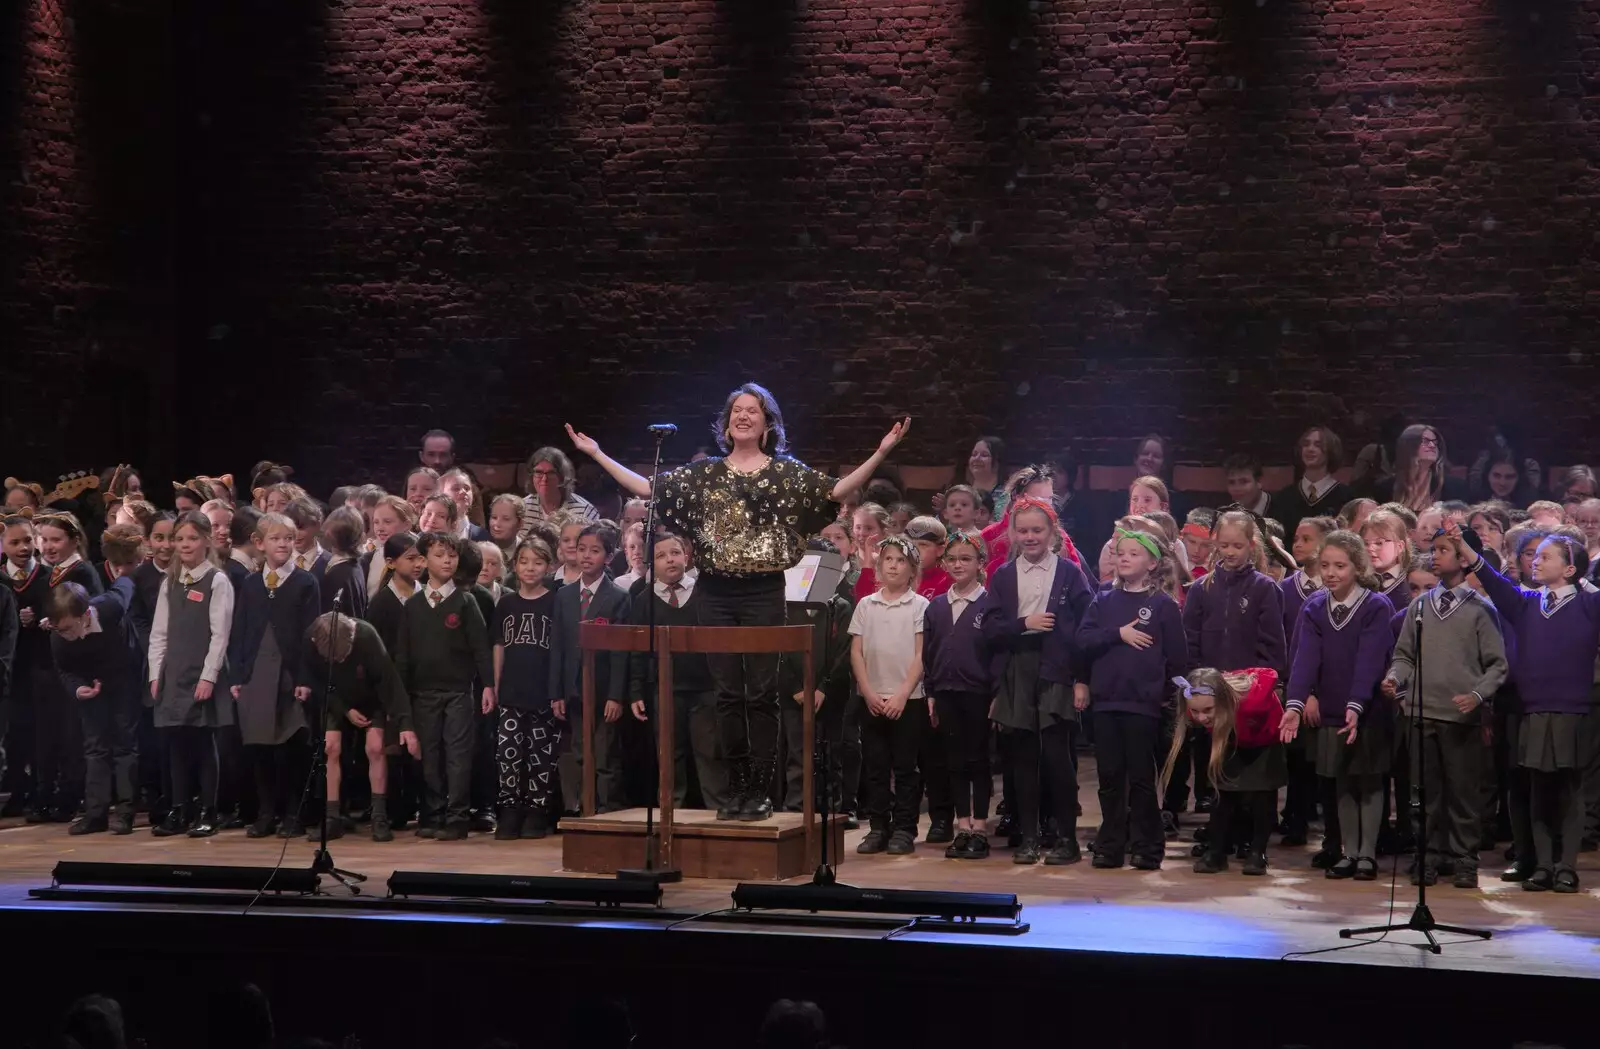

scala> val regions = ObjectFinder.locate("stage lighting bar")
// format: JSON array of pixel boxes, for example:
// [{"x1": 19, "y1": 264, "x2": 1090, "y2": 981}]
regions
[
  {"x1": 51, "y1": 860, "x2": 318, "y2": 895},
  {"x1": 386, "y1": 871, "x2": 662, "y2": 907},
  {"x1": 731, "y1": 883, "x2": 1025, "y2": 926}
]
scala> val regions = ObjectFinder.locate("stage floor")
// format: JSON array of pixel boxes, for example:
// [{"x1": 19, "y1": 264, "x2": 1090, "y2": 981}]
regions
[{"x1": 2, "y1": 777, "x2": 1598, "y2": 982}]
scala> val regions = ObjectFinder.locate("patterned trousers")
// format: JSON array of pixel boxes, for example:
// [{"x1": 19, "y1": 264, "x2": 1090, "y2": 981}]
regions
[{"x1": 496, "y1": 706, "x2": 564, "y2": 811}]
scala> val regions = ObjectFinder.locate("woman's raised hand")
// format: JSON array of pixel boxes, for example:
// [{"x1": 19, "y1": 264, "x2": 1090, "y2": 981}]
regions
[
  {"x1": 877, "y1": 417, "x2": 912, "y2": 457},
  {"x1": 565, "y1": 423, "x2": 600, "y2": 459}
]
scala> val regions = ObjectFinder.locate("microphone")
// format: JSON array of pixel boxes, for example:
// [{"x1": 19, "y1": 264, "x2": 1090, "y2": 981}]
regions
[{"x1": 647, "y1": 423, "x2": 678, "y2": 437}]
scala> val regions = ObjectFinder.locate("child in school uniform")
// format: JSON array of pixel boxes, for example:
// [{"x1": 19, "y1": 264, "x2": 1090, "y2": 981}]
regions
[
  {"x1": 361, "y1": 530, "x2": 423, "y2": 828},
  {"x1": 921, "y1": 530, "x2": 993, "y2": 858},
  {"x1": 1361, "y1": 509, "x2": 1414, "y2": 614},
  {"x1": 33, "y1": 512, "x2": 102, "y2": 821},
  {"x1": 778, "y1": 537, "x2": 851, "y2": 818},
  {"x1": 4, "y1": 514, "x2": 52, "y2": 820},
  {"x1": 1280, "y1": 530, "x2": 1395, "y2": 881},
  {"x1": 362, "y1": 495, "x2": 418, "y2": 600},
  {"x1": 47, "y1": 566, "x2": 142, "y2": 837},
  {"x1": 1279, "y1": 515, "x2": 1336, "y2": 846},
  {"x1": 1382, "y1": 531, "x2": 1508, "y2": 888},
  {"x1": 984, "y1": 497, "x2": 1095, "y2": 865},
  {"x1": 128, "y1": 512, "x2": 173, "y2": 822},
  {"x1": 308, "y1": 611, "x2": 417, "y2": 842},
  {"x1": 1454, "y1": 526, "x2": 1599, "y2": 892},
  {"x1": 548, "y1": 522, "x2": 632, "y2": 814},
  {"x1": 1165, "y1": 666, "x2": 1285, "y2": 874},
  {"x1": 850, "y1": 535, "x2": 930, "y2": 856},
  {"x1": 318, "y1": 507, "x2": 368, "y2": 619},
  {"x1": 225, "y1": 507, "x2": 262, "y2": 594},
  {"x1": 1078, "y1": 526, "x2": 1190, "y2": 869},
  {"x1": 453, "y1": 539, "x2": 500, "y2": 833},
  {"x1": 394, "y1": 531, "x2": 496, "y2": 840},
  {"x1": 904, "y1": 516, "x2": 954, "y2": 842},
  {"x1": 286, "y1": 499, "x2": 329, "y2": 580},
  {"x1": 227, "y1": 512, "x2": 321, "y2": 839},
  {"x1": 147, "y1": 511, "x2": 236, "y2": 838},
  {"x1": 491, "y1": 537, "x2": 560, "y2": 838}
]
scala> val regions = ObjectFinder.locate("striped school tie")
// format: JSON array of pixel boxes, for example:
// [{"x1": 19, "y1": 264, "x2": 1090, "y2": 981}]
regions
[
  {"x1": 1331, "y1": 603, "x2": 1349, "y2": 627},
  {"x1": 1437, "y1": 591, "x2": 1454, "y2": 616},
  {"x1": 667, "y1": 584, "x2": 681, "y2": 608},
  {"x1": 580, "y1": 586, "x2": 594, "y2": 618},
  {"x1": 1543, "y1": 591, "x2": 1557, "y2": 613}
]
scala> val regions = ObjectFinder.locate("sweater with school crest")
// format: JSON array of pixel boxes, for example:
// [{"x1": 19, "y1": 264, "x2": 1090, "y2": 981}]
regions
[
  {"x1": 923, "y1": 586, "x2": 994, "y2": 696},
  {"x1": 395, "y1": 587, "x2": 494, "y2": 695}
]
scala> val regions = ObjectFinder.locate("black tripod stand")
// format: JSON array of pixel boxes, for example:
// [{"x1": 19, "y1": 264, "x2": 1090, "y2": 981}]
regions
[
  {"x1": 1339, "y1": 597, "x2": 1491, "y2": 953},
  {"x1": 312, "y1": 591, "x2": 366, "y2": 895},
  {"x1": 619, "y1": 423, "x2": 682, "y2": 884}
]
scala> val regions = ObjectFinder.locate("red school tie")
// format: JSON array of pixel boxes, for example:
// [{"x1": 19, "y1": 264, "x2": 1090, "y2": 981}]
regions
[
  {"x1": 580, "y1": 586, "x2": 594, "y2": 618},
  {"x1": 667, "y1": 584, "x2": 681, "y2": 608}
]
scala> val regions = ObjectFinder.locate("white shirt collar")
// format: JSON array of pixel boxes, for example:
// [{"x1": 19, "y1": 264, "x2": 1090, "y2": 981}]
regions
[
  {"x1": 1431, "y1": 582, "x2": 1473, "y2": 618},
  {"x1": 263, "y1": 560, "x2": 296, "y2": 583},
  {"x1": 1117, "y1": 580, "x2": 1155, "y2": 593},
  {"x1": 948, "y1": 582, "x2": 985, "y2": 604},
  {"x1": 230, "y1": 547, "x2": 258, "y2": 572},
  {"x1": 1300, "y1": 474, "x2": 1337, "y2": 501},
  {"x1": 51, "y1": 552, "x2": 83, "y2": 572},
  {"x1": 388, "y1": 579, "x2": 415, "y2": 603},
  {"x1": 424, "y1": 579, "x2": 457, "y2": 603},
  {"x1": 1327, "y1": 586, "x2": 1369, "y2": 630},
  {"x1": 1545, "y1": 583, "x2": 1578, "y2": 600},
  {"x1": 1020, "y1": 555, "x2": 1053, "y2": 573},
  {"x1": 8, "y1": 557, "x2": 35, "y2": 580},
  {"x1": 177, "y1": 560, "x2": 215, "y2": 583},
  {"x1": 1293, "y1": 570, "x2": 1321, "y2": 598},
  {"x1": 1247, "y1": 491, "x2": 1270, "y2": 516},
  {"x1": 868, "y1": 588, "x2": 918, "y2": 607},
  {"x1": 455, "y1": 517, "x2": 473, "y2": 539},
  {"x1": 295, "y1": 543, "x2": 323, "y2": 570},
  {"x1": 326, "y1": 553, "x2": 355, "y2": 569},
  {"x1": 654, "y1": 576, "x2": 694, "y2": 603}
]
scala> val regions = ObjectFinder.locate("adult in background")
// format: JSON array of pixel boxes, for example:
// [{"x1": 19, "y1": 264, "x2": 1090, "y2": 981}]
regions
[
  {"x1": 419, "y1": 429, "x2": 455, "y2": 473},
  {"x1": 519, "y1": 446, "x2": 601, "y2": 538},
  {"x1": 568, "y1": 383, "x2": 908, "y2": 820},
  {"x1": 965, "y1": 436, "x2": 1008, "y2": 518},
  {"x1": 1374, "y1": 423, "x2": 1467, "y2": 512}
]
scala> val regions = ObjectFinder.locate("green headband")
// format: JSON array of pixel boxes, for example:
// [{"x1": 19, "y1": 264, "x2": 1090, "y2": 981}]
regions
[{"x1": 1114, "y1": 527, "x2": 1162, "y2": 562}]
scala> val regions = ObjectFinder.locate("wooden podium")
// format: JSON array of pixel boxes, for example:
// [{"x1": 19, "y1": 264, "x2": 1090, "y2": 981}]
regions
[{"x1": 559, "y1": 622, "x2": 845, "y2": 880}]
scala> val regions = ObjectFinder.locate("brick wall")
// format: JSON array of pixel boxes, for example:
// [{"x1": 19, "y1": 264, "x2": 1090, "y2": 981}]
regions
[{"x1": 5, "y1": 0, "x2": 1600, "y2": 495}]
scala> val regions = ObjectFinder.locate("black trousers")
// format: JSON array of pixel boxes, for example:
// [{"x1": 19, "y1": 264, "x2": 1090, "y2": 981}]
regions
[
  {"x1": 920, "y1": 705, "x2": 953, "y2": 826},
  {"x1": 78, "y1": 687, "x2": 141, "y2": 821},
  {"x1": 556, "y1": 701, "x2": 624, "y2": 812},
  {"x1": 246, "y1": 732, "x2": 309, "y2": 822},
  {"x1": 388, "y1": 749, "x2": 424, "y2": 825},
  {"x1": 1161, "y1": 719, "x2": 1212, "y2": 813},
  {"x1": 413, "y1": 689, "x2": 475, "y2": 827},
  {"x1": 163, "y1": 725, "x2": 218, "y2": 811},
  {"x1": 32, "y1": 667, "x2": 83, "y2": 810},
  {"x1": 696, "y1": 574, "x2": 785, "y2": 765},
  {"x1": 1093, "y1": 710, "x2": 1161, "y2": 861},
  {"x1": 1005, "y1": 721, "x2": 1078, "y2": 842},
  {"x1": 838, "y1": 692, "x2": 865, "y2": 815},
  {"x1": 471, "y1": 703, "x2": 497, "y2": 815},
  {"x1": 861, "y1": 699, "x2": 926, "y2": 833},
  {"x1": 1409, "y1": 719, "x2": 1484, "y2": 871},
  {"x1": 136, "y1": 707, "x2": 167, "y2": 817},
  {"x1": 1209, "y1": 789, "x2": 1275, "y2": 859},
  {"x1": 935, "y1": 691, "x2": 992, "y2": 821},
  {"x1": 1283, "y1": 743, "x2": 1317, "y2": 835}
]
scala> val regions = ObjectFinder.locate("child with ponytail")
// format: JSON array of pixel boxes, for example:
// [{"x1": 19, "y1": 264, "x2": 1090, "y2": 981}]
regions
[
  {"x1": 1280, "y1": 530, "x2": 1394, "y2": 880},
  {"x1": 1163, "y1": 666, "x2": 1285, "y2": 874}
]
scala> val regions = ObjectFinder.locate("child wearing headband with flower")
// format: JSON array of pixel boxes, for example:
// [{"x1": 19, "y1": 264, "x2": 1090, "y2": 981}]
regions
[
  {"x1": 1162, "y1": 666, "x2": 1285, "y2": 874},
  {"x1": 1077, "y1": 525, "x2": 1190, "y2": 869}
]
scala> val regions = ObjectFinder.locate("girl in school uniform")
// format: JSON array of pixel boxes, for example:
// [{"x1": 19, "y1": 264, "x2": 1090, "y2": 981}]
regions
[
  {"x1": 1077, "y1": 527, "x2": 1189, "y2": 869},
  {"x1": 319, "y1": 507, "x2": 368, "y2": 618},
  {"x1": 1280, "y1": 530, "x2": 1395, "y2": 881},
  {"x1": 1177, "y1": 511, "x2": 1287, "y2": 836},
  {"x1": 147, "y1": 511, "x2": 236, "y2": 838},
  {"x1": 1278, "y1": 515, "x2": 1337, "y2": 847},
  {"x1": 362, "y1": 495, "x2": 417, "y2": 599},
  {"x1": 31, "y1": 512, "x2": 102, "y2": 820},
  {"x1": 37, "y1": 513, "x2": 103, "y2": 596},
  {"x1": 983, "y1": 497, "x2": 1095, "y2": 865},
  {"x1": 1361, "y1": 509, "x2": 1414, "y2": 614},
  {"x1": 1164, "y1": 666, "x2": 1285, "y2": 874},
  {"x1": 227, "y1": 512, "x2": 320, "y2": 839},
  {"x1": 1453, "y1": 527, "x2": 1599, "y2": 892},
  {"x1": 922, "y1": 529, "x2": 995, "y2": 859}
]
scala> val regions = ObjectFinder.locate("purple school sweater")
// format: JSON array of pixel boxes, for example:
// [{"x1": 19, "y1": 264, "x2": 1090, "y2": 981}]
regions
[
  {"x1": 1374, "y1": 575, "x2": 1410, "y2": 615},
  {"x1": 1286, "y1": 589, "x2": 1394, "y2": 723},
  {"x1": 1471, "y1": 561, "x2": 1600, "y2": 715},
  {"x1": 983, "y1": 554, "x2": 1094, "y2": 688},
  {"x1": 1076, "y1": 587, "x2": 1189, "y2": 719},
  {"x1": 1181, "y1": 564, "x2": 1287, "y2": 675},
  {"x1": 1279, "y1": 571, "x2": 1320, "y2": 659},
  {"x1": 923, "y1": 588, "x2": 994, "y2": 695}
]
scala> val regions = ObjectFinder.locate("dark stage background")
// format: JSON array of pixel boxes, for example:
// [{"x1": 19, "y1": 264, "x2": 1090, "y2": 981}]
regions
[{"x1": 4, "y1": 0, "x2": 1599, "y2": 493}]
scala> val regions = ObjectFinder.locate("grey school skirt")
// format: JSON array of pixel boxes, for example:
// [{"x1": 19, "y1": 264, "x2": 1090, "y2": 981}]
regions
[
  {"x1": 991, "y1": 647, "x2": 1077, "y2": 734},
  {"x1": 1218, "y1": 743, "x2": 1287, "y2": 793},
  {"x1": 1315, "y1": 716, "x2": 1392, "y2": 779},
  {"x1": 1510, "y1": 711, "x2": 1582, "y2": 773}
]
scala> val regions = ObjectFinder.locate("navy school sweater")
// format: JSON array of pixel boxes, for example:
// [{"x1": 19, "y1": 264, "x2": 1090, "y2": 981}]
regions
[
  {"x1": 922, "y1": 587, "x2": 994, "y2": 696},
  {"x1": 1076, "y1": 586, "x2": 1190, "y2": 718}
]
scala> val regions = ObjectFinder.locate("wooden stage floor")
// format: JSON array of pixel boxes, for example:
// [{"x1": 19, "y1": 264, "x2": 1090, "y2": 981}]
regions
[{"x1": 3, "y1": 760, "x2": 1598, "y2": 982}]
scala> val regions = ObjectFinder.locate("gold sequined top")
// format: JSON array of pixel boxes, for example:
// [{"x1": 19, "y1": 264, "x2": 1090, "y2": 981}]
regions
[{"x1": 655, "y1": 456, "x2": 837, "y2": 579}]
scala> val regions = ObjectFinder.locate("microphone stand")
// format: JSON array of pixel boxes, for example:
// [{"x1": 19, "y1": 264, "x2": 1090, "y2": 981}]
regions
[
  {"x1": 1339, "y1": 595, "x2": 1491, "y2": 952},
  {"x1": 312, "y1": 590, "x2": 366, "y2": 894},
  {"x1": 619, "y1": 425, "x2": 682, "y2": 884}
]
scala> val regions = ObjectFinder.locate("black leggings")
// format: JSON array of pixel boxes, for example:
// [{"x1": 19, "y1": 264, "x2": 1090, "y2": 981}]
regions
[
  {"x1": 246, "y1": 732, "x2": 309, "y2": 820},
  {"x1": 936, "y1": 691, "x2": 992, "y2": 821},
  {"x1": 696, "y1": 574, "x2": 785, "y2": 765},
  {"x1": 1004, "y1": 721, "x2": 1078, "y2": 841},
  {"x1": 164, "y1": 725, "x2": 219, "y2": 811},
  {"x1": 1209, "y1": 789, "x2": 1275, "y2": 859}
]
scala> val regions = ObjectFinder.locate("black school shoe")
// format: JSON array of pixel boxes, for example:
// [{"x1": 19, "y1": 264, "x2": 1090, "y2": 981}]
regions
[
  {"x1": 924, "y1": 818, "x2": 954, "y2": 844},
  {"x1": 886, "y1": 830, "x2": 916, "y2": 855},
  {"x1": 857, "y1": 828, "x2": 889, "y2": 855},
  {"x1": 522, "y1": 808, "x2": 551, "y2": 839},
  {"x1": 152, "y1": 809, "x2": 188, "y2": 837},
  {"x1": 1409, "y1": 863, "x2": 1438, "y2": 887},
  {"x1": 1553, "y1": 870, "x2": 1580, "y2": 894},
  {"x1": 1012, "y1": 838, "x2": 1040, "y2": 865},
  {"x1": 1325, "y1": 857, "x2": 1358, "y2": 879},
  {"x1": 1452, "y1": 868, "x2": 1479, "y2": 889},
  {"x1": 370, "y1": 815, "x2": 394, "y2": 843},
  {"x1": 187, "y1": 809, "x2": 219, "y2": 838},
  {"x1": 1091, "y1": 851, "x2": 1124, "y2": 869},
  {"x1": 1353, "y1": 858, "x2": 1378, "y2": 881},
  {"x1": 246, "y1": 816, "x2": 279, "y2": 839},
  {"x1": 1521, "y1": 868, "x2": 1554, "y2": 892},
  {"x1": 68, "y1": 816, "x2": 107, "y2": 836},
  {"x1": 1501, "y1": 861, "x2": 1536, "y2": 882},
  {"x1": 1044, "y1": 838, "x2": 1081, "y2": 866},
  {"x1": 1195, "y1": 795, "x2": 1216, "y2": 815},
  {"x1": 278, "y1": 817, "x2": 306, "y2": 839},
  {"x1": 109, "y1": 812, "x2": 134, "y2": 836},
  {"x1": 945, "y1": 832, "x2": 972, "y2": 859},
  {"x1": 469, "y1": 810, "x2": 497, "y2": 834},
  {"x1": 1192, "y1": 852, "x2": 1228, "y2": 874},
  {"x1": 1161, "y1": 811, "x2": 1180, "y2": 839},
  {"x1": 1241, "y1": 851, "x2": 1268, "y2": 876},
  {"x1": 435, "y1": 822, "x2": 468, "y2": 841},
  {"x1": 1310, "y1": 847, "x2": 1340, "y2": 870},
  {"x1": 1131, "y1": 853, "x2": 1162, "y2": 871},
  {"x1": 964, "y1": 831, "x2": 991, "y2": 859},
  {"x1": 494, "y1": 808, "x2": 523, "y2": 841}
]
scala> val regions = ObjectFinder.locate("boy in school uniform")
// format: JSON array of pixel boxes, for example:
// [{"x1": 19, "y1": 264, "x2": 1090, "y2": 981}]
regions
[
  {"x1": 394, "y1": 531, "x2": 496, "y2": 840},
  {"x1": 286, "y1": 499, "x2": 330, "y2": 581},
  {"x1": 549, "y1": 522, "x2": 631, "y2": 814},
  {"x1": 778, "y1": 538, "x2": 855, "y2": 815},
  {"x1": 1384, "y1": 532, "x2": 1509, "y2": 887},
  {"x1": 47, "y1": 568, "x2": 143, "y2": 836},
  {"x1": 627, "y1": 533, "x2": 728, "y2": 812},
  {"x1": 850, "y1": 535, "x2": 930, "y2": 855}
]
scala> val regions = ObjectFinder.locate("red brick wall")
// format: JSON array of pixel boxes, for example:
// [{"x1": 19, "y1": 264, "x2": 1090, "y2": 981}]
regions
[{"x1": 5, "y1": 0, "x2": 1599, "y2": 493}]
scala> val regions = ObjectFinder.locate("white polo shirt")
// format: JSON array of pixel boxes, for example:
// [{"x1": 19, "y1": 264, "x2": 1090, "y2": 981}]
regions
[{"x1": 848, "y1": 588, "x2": 930, "y2": 699}]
